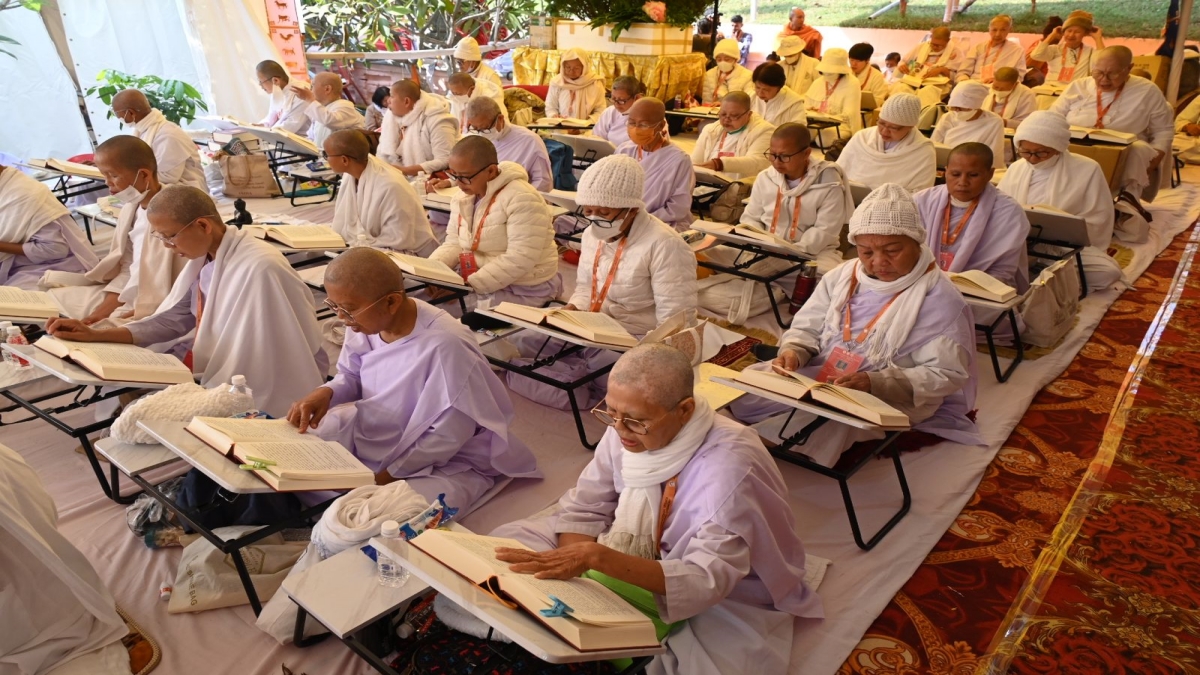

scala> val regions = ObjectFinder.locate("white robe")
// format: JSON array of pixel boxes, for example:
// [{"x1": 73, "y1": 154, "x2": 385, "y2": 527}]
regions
[
  {"x1": 690, "y1": 114, "x2": 775, "y2": 180},
  {"x1": 1175, "y1": 95, "x2": 1200, "y2": 163},
  {"x1": 891, "y1": 42, "x2": 963, "y2": 107},
  {"x1": 955, "y1": 39, "x2": 1027, "y2": 83},
  {"x1": 592, "y1": 105, "x2": 631, "y2": 147},
  {"x1": 1029, "y1": 42, "x2": 1093, "y2": 84},
  {"x1": 0, "y1": 168, "x2": 97, "y2": 289},
  {"x1": 378, "y1": 96, "x2": 460, "y2": 174},
  {"x1": 261, "y1": 87, "x2": 311, "y2": 136},
  {"x1": 836, "y1": 127, "x2": 936, "y2": 192},
  {"x1": 332, "y1": 155, "x2": 436, "y2": 255},
  {"x1": 702, "y1": 65, "x2": 755, "y2": 104},
  {"x1": 932, "y1": 110, "x2": 1007, "y2": 169},
  {"x1": 448, "y1": 79, "x2": 507, "y2": 132},
  {"x1": 983, "y1": 84, "x2": 1037, "y2": 128},
  {"x1": 781, "y1": 54, "x2": 820, "y2": 100},
  {"x1": 751, "y1": 86, "x2": 807, "y2": 127},
  {"x1": 305, "y1": 99, "x2": 365, "y2": 148},
  {"x1": 854, "y1": 67, "x2": 890, "y2": 108},
  {"x1": 130, "y1": 109, "x2": 206, "y2": 191},
  {"x1": 804, "y1": 75, "x2": 863, "y2": 143}
]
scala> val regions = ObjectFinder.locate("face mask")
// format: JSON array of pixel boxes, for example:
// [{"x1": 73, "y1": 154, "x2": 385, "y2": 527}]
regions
[
  {"x1": 717, "y1": 61, "x2": 735, "y2": 73},
  {"x1": 448, "y1": 93, "x2": 471, "y2": 105},
  {"x1": 114, "y1": 170, "x2": 149, "y2": 204},
  {"x1": 946, "y1": 110, "x2": 974, "y2": 123},
  {"x1": 1031, "y1": 154, "x2": 1060, "y2": 171},
  {"x1": 628, "y1": 124, "x2": 662, "y2": 148},
  {"x1": 822, "y1": 73, "x2": 840, "y2": 84},
  {"x1": 586, "y1": 210, "x2": 627, "y2": 240},
  {"x1": 992, "y1": 91, "x2": 1010, "y2": 102},
  {"x1": 785, "y1": 55, "x2": 801, "y2": 65}
]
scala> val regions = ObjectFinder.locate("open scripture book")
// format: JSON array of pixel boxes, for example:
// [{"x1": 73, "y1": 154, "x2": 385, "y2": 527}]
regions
[
  {"x1": 410, "y1": 529, "x2": 659, "y2": 652},
  {"x1": 1069, "y1": 126, "x2": 1136, "y2": 145},
  {"x1": 490, "y1": 302, "x2": 638, "y2": 348},
  {"x1": 899, "y1": 74, "x2": 949, "y2": 87},
  {"x1": 734, "y1": 367, "x2": 909, "y2": 427},
  {"x1": 691, "y1": 220, "x2": 805, "y2": 255},
  {"x1": 947, "y1": 270, "x2": 1017, "y2": 303},
  {"x1": 26, "y1": 158, "x2": 104, "y2": 180},
  {"x1": 245, "y1": 224, "x2": 346, "y2": 249},
  {"x1": 34, "y1": 336, "x2": 192, "y2": 385},
  {"x1": 186, "y1": 417, "x2": 375, "y2": 492},
  {"x1": 534, "y1": 117, "x2": 592, "y2": 128},
  {"x1": 0, "y1": 287, "x2": 60, "y2": 320},
  {"x1": 388, "y1": 252, "x2": 465, "y2": 286}
]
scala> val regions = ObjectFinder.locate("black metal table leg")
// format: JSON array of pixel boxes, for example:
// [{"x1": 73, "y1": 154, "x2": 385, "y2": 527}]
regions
[{"x1": 838, "y1": 436, "x2": 911, "y2": 551}]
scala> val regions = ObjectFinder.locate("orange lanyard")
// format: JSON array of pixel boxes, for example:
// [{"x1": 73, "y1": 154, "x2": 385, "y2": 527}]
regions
[
  {"x1": 941, "y1": 199, "x2": 978, "y2": 247},
  {"x1": 992, "y1": 94, "x2": 1010, "y2": 119},
  {"x1": 770, "y1": 185, "x2": 804, "y2": 240},
  {"x1": 824, "y1": 79, "x2": 837, "y2": 99},
  {"x1": 859, "y1": 70, "x2": 869, "y2": 91},
  {"x1": 1094, "y1": 85, "x2": 1124, "y2": 130},
  {"x1": 717, "y1": 131, "x2": 730, "y2": 154},
  {"x1": 460, "y1": 186, "x2": 505, "y2": 252},
  {"x1": 1060, "y1": 45, "x2": 1074, "y2": 66},
  {"x1": 569, "y1": 89, "x2": 578, "y2": 118},
  {"x1": 590, "y1": 235, "x2": 629, "y2": 312},
  {"x1": 655, "y1": 475, "x2": 678, "y2": 554},
  {"x1": 842, "y1": 267, "x2": 900, "y2": 344},
  {"x1": 981, "y1": 43, "x2": 999, "y2": 68}
]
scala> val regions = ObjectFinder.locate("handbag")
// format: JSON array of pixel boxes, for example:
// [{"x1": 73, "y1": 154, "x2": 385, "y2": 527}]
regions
[
  {"x1": 219, "y1": 153, "x2": 281, "y2": 198},
  {"x1": 1020, "y1": 256, "x2": 1081, "y2": 348}
]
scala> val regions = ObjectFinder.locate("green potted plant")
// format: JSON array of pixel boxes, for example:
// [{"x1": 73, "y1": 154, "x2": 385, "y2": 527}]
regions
[
  {"x1": 546, "y1": 0, "x2": 710, "y2": 41},
  {"x1": 85, "y1": 70, "x2": 208, "y2": 126}
]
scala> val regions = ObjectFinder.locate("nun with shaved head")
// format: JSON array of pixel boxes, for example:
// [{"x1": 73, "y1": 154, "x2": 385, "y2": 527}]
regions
[{"x1": 491, "y1": 343, "x2": 822, "y2": 675}]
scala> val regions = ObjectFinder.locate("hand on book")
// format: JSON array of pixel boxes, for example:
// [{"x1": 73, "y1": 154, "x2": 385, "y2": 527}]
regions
[
  {"x1": 46, "y1": 318, "x2": 128, "y2": 344},
  {"x1": 833, "y1": 371, "x2": 871, "y2": 392},
  {"x1": 773, "y1": 348, "x2": 806, "y2": 372},
  {"x1": 495, "y1": 542, "x2": 600, "y2": 580},
  {"x1": 287, "y1": 386, "x2": 334, "y2": 433}
]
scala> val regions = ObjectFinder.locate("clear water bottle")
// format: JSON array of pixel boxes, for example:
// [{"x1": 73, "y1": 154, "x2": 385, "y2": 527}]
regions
[
  {"x1": 228, "y1": 374, "x2": 253, "y2": 399},
  {"x1": 411, "y1": 171, "x2": 428, "y2": 195},
  {"x1": 377, "y1": 520, "x2": 409, "y2": 587},
  {"x1": 6, "y1": 326, "x2": 30, "y2": 369},
  {"x1": 355, "y1": 231, "x2": 370, "y2": 248},
  {"x1": 0, "y1": 322, "x2": 12, "y2": 364}
]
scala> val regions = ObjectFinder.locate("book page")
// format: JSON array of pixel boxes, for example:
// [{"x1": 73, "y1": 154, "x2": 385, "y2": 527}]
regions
[
  {"x1": 430, "y1": 530, "x2": 530, "y2": 576},
  {"x1": 554, "y1": 310, "x2": 629, "y2": 334},
  {"x1": 515, "y1": 575, "x2": 647, "y2": 624},
  {"x1": 951, "y1": 270, "x2": 1013, "y2": 296},
  {"x1": 696, "y1": 363, "x2": 745, "y2": 409},
  {"x1": 242, "y1": 440, "x2": 368, "y2": 477},
  {"x1": 33, "y1": 335, "x2": 70, "y2": 358},
  {"x1": 193, "y1": 417, "x2": 302, "y2": 443},
  {"x1": 815, "y1": 383, "x2": 906, "y2": 418},
  {"x1": 269, "y1": 224, "x2": 344, "y2": 243},
  {"x1": 389, "y1": 252, "x2": 460, "y2": 283},
  {"x1": 0, "y1": 287, "x2": 58, "y2": 315},
  {"x1": 492, "y1": 302, "x2": 552, "y2": 323},
  {"x1": 77, "y1": 342, "x2": 187, "y2": 370}
]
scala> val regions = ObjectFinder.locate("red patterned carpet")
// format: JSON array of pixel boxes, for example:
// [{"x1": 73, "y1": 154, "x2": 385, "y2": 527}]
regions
[{"x1": 837, "y1": 222, "x2": 1200, "y2": 674}]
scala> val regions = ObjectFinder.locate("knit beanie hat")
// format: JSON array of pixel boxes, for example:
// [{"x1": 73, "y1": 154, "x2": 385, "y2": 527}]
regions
[
  {"x1": 848, "y1": 183, "x2": 926, "y2": 244},
  {"x1": 714, "y1": 38, "x2": 741, "y2": 61},
  {"x1": 1014, "y1": 110, "x2": 1071, "y2": 153},
  {"x1": 1063, "y1": 10, "x2": 1094, "y2": 33},
  {"x1": 777, "y1": 35, "x2": 806, "y2": 57},
  {"x1": 879, "y1": 93, "x2": 921, "y2": 127},
  {"x1": 577, "y1": 155, "x2": 646, "y2": 209},
  {"x1": 948, "y1": 80, "x2": 989, "y2": 109},
  {"x1": 454, "y1": 37, "x2": 482, "y2": 61}
]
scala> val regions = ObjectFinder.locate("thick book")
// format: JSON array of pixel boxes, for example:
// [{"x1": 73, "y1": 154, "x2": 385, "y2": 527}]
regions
[
  {"x1": 185, "y1": 417, "x2": 375, "y2": 492},
  {"x1": 409, "y1": 528, "x2": 659, "y2": 652},
  {"x1": 0, "y1": 286, "x2": 61, "y2": 319},
  {"x1": 692, "y1": 166, "x2": 733, "y2": 186},
  {"x1": 692, "y1": 220, "x2": 805, "y2": 255},
  {"x1": 246, "y1": 224, "x2": 346, "y2": 249},
  {"x1": 948, "y1": 270, "x2": 1017, "y2": 303},
  {"x1": 30, "y1": 158, "x2": 104, "y2": 180},
  {"x1": 1031, "y1": 82, "x2": 1068, "y2": 96},
  {"x1": 683, "y1": 105, "x2": 720, "y2": 115},
  {"x1": 639, "y1": 310, "x2": 704, "y2": 366},
  {"x1": 388, "y1": 252, "x2": 464, "y2": 286},
  {"x1": 805, "y1": 112, "x2": 843, "y2": 124},
  {"x1": 1068, "y1": 126, "x2": 1136, "y2": 145},
  {"x1": 534, "y1": 117, "x2": 592, "y2": 128},
  {"x1": 33, "y1": 336, "x2": 192, "y2": 384},
  {"x1": 423, "y1": 186, "x2": 464, "y2": 205},
  {"x1": 734, "y1": 367, "x2": 909, "y2": 427},
  {"x1": 490, "y1": 302, "x2": 637, "y2": 348}
]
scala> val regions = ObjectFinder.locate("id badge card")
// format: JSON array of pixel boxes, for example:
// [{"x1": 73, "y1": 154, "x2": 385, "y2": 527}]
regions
[
  {"x1": 818, "y1": 100, "x2": 829, "y2": 113},
  {"x1": 938, "y1": 249, "x2": 956, "y2": 271},
  {"x1": 459, "y1": 251, "x2": 480, "y2": 282},
  {"x1": 717, "y1": 150, "x2": 735, "y2": 158},
  {"x1": 1057, "y1": 66, "x2": 1074, "y2": 82},
  {"x1": 816, "y1": 346, "x2": 865, "y2": 383},
  {"x1": 981, "y1": 64, "x2": 995, "y2": 82}
]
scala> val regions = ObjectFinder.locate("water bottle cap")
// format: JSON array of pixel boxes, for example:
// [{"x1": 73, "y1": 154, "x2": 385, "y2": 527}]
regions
[
  {"x1": 6, "y1": 326, "x2": 20, "y2": 336},
  {"x1": 381, "y1": 520, "x2": 401, "y2": 537},
  {"x1": 231, "y1": 374, "x2": 247, "y2": 386}
]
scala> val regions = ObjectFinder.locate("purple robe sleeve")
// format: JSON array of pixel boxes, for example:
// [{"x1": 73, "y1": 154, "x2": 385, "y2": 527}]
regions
[
  {"x1": 656, "y1": 520, "x2": 752, "y2": 623},
  {"x1": 323, "y1": 331, "x2": 365, "y2": 406},
  {"x1": 21, "y1": 227, "x2": 71, "y2": 264},
  {"x1": 649, "y1": 153, "x2": 695, "y2": 227},
  {"x1": 552, "y1": 441, "x2": 620, "y2": 538},
  {"x1": 124, "y1": 290, "x2": 196, "y2": 347},
  {"x1": 383, "y1": 407, "x2": 478, "y2": 478}
]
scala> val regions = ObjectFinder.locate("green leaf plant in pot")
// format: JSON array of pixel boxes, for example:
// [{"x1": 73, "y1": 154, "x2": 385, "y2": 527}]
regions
[{"x1": 85, "y1": 69, "x2": 209, "y2": 126}]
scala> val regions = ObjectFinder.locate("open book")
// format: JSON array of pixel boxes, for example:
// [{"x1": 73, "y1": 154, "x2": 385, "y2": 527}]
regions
[
  {"x1": 241, "y1": 127, "x2": 320, "y2": 155},
  {"x1": 696, "y1": 363, "x2": 744, "y2": 409},
  {"x1": 245, "y1": 224, "x2": 346, "y2": 249},
  {"x1": 948, "y1": 270, "x2": 1016, "y2": 302},
  {"x1": 1031, "y1": 82, "x2": 1068, "y2": 96},
  {"x1": 0, "y1": 287, "x2": 60, "y2": 319},
  {"x1": 683, "y1": 105, "x2": 720, "y2": 115},
  {"x1": 34, "y1": 336, "x2": 192, "y2": 384},
  {"x1": 388, "y1": 252, "x2": 464, "y2": 286},
  {"x1": 639, "y1": 310, "x2": 703, "y2": 366},
  {"x1": 423, "y1": 186, "x2": 464, "y2": 205},
  {"x1": 805, "y1": 112, "x2": 843, "y2": 125},
  {"x1": 1068, "y1": 126, "x2": 1136, "y2": 145},
  {"x1": 733, "y1": 368, "x2": 909, "y2": 427},
  {"x1": 692, "y1": 165, "x2": 734, "y2": 186},
  {"x1": 410, "y1": 529, "x2": 658, "y2": 652},
  {"x1": 899, "y1": 74, "x2": 949, "y2": 87},
  {"x1": 692, "y1": 220, "x2": 805, "y2": 255},
  {"x1": 535, "y1": 117, "x2": 592, "y2": 128},
  {"x1": 186, "y1": 417, "x2": 375, "y2": 492},
  {"x1": 28, "y1": 158, "x2": 104, "y2": 180},
  {"x1": 490, "y1": 302, "x2": 637, "y2": 348}
]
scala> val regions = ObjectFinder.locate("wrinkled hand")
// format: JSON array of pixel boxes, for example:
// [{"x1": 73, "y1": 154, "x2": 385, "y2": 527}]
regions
[
  {"x1": 1185, "y1": 123, "x2": 1200, "y2": 138},
  {"x1": 926, "y1": 66, "x2": 950, "y2": 78},
  {"x1": 772, "y1": 348, "x2": 804, "y2": 373},
  {"x1": 290, "y1": 85, "x2": 314, "y2": 102},
  {"x1": 287, "y1": 387, "x2": 334, "y2": 433},
  {"x1": 494, "y1": 542, "x2": 602, "y2": 580},
  {"x1": 46, "y1": 318, "x2": 102, "y2": 342},
  {"x1": 428, "y1": 178, "x2": 452, "y2": 192},
  {"x1": 834, "y1": 371, "x2": 872, "y2": 392}
]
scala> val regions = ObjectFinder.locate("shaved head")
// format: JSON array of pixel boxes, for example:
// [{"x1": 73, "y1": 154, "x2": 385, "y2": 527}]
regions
[
  {"x1": 325, "y1": 247, "x2": 405, "y2": 297},
  {"x1": 450, "y1": 134, "x2": 498, "y2": 170},
  {"x1": 722, "y1": 91, "x2": 751, "y2": 109},
  {"x1": 313, "y1": 71, "x2": 343, "y2": 93},
  {"x1": 325, "y1": 129, "x2": 370, "y2": 163},
  {"x1": 256, "y1": 60, "x2": 288, "y2": 82},
  {"x1": 930, "y1": 26, "x2": 952, "y2": 42},
  {"x1": 447, "y1": 72, "x2": 476, "y2": 89},
  {"x1": 1096, "y1": 46, "x2": 1134, "y2": 69},
  {"x1": 94, "y1": 135, "x2": 157, "y2": 172},
  {"x1": 771, "y1": 122, "x2": 811, "y2": 149},
  {"x1": 112, "y1": 89, "x2": 151, "y2": 114},
  {"x1": 947, "y1": 141, "x2": 993, "y2": 168},
  {"x1": 146, "y1": 185, "x2": 219, "y2": 226},
  {"x1": 628, "y1": 97, "x2": 665, "y2": 124},
  {"x1": 465, "y1": 95, "x2": 503, "y2": 120},
  {"x1": 994, "y1": 66, "x2": 1019, "y2": 84},
  {"x1": 391, "y1": 79, "x2": 421, "y2": 102},
  {"x1": 610, "y1": 344, "x2": 694, "y2": 410}
]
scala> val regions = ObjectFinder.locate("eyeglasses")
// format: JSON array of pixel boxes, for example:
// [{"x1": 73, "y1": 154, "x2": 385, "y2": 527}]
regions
[
  {"x1": 323, "y1": 292, "x2": 397, "y2": 321},
  {"x1": 151, "y1": 217, "x2": 200, "y2": 247},
  {"x1": 718, "y1": 110, "x2": 749, "y2": 122},
  {"x1": 448, "y1": 163, "x2": 497, "y2": 186},
  {"x1": 612, "y1": 96, "x2": 636, "y2": 106},
  {"x1": 258, "y1": 78, "x2": 271, "y2": 87},
  {"x1": 466, "y1": 114, "x2": 501, "y2": 134},
  {"x1": 320, "y1": 151, "x2": 346, "y2": 160},
  {"x1": 1090, "y1": 69, "x2": 1127, "y2": 80},
  {"x1": 1017, "y1": 149, "x2": 1056, "y2": 160},
  {"x1": 626, "y1": 120, "x2": 663, "y2": 130},
  {"x1": 763, "y1": 149, "x2": 808, "y2": 162},
  {"x1": 590, "y1": 398, "x2": 686, "y2": 435}
]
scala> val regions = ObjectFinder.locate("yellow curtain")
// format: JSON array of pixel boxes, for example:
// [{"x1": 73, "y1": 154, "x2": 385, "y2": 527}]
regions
[{"x1": 512, "y1": 47, "x2": 707, "y2": 101}]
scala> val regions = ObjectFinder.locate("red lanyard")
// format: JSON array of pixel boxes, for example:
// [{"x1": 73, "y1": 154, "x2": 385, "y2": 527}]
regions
[
  {"x1": 842, "y1": 267, "x2": 900, "y2": 344},
  {"x1": 590, "y1": 235, "x2": 629, "y2": 312},
  {"x1": 981, "y1": 43, "x2": 999, "y2": 68},
  {"x1": 992, "y1": 94, "x2": 1010, "y2": 120},
  {"x1": 655, "y1": 475, "x2": 678, "y2": 554},
  {"x1": 824, "y1": 79, "x2": 837, "y2": 99},
  {"x1": 770, "y1": 185, "x2": 804, "y2": 240},
  {"x1": 460, "y1": 186, "x2": 505, "y2": 252},
  {"x1": 1094, "y1": 85, "x2": 1125, "y2": 130},
  {"x1": 717, "y1": 131, "x2": 730, "y2": 153},
  {"x1": 941, "y1": 199, "x2": 978, "y2": 247},
  {"x1": 568, "y1": 89, "x2": 577, "y2": 118}
]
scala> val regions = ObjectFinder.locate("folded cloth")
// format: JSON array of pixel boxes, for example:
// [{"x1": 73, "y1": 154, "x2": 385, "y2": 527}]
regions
[
  {"x1": 110, "y1": 382, "x2": 255, "y2": 444},
  {"x1": 311, "y1": 482, "x2": 430, "y2": 559}
]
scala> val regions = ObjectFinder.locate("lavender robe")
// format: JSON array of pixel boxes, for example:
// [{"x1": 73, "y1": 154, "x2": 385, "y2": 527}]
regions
[
  {"x1": 615, "y1": 141, "x2": 696, "y2": 230},
  {"x1": 593, "y1": 105, "x2": 631, "y2": 147},
  {"x1": 914, "y1": 184, "x2": 1030, "y2": 292},
  {"x1": 1, "y1": 218, "x2": 90, "y2": 289},
  {"x1": 316, "y1": 300, "x2": 540, "y2": 513},
  {"x1": 492, "y1": 415, "x2": 823, "y2": 675},
  {"x1": 492, "y1": 125, "x2": 554, "y2": 192}
]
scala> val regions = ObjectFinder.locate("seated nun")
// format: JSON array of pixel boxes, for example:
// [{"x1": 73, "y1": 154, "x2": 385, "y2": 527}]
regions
[
  {"x1": 50, "y1": 136, "x2": 185, "y2": 324},
  {"x1": 325, "y1": 129, "x2": 436, "y2": 255},
  {"x1": 0, "y1": 165, "x2": 97, "y2": 290},
  {"x1": 703, "y1": 39, "x2": 755, "y2": 103},
  {"x1": 849, "y1": 43, "x2": 890, "y2": 108},
  {"x1": 1050, "y1": 46, "x2": 1175, "y2": 202},
  {"x1": 110, "y1": 89, "x2": 206, "y2": 190},
  {"x1": 288, "y1": 247, "x2": 540, "y2": 514},
  {"x1": 428, "y1": 136, "x2": 561, "y2": 307},
  {"x1": 256, "y1": 59, "x2": 310, "y2": 135},
  {"x1": 491, "y1": 343, "x2": 823, "y2": 675},
  {"x1": 0, "y1": 443, "x2": 132, "y2": 675},
  {"x1": 889, "y1": 26, "x2": 963, "y2": 108},
  {"x1": 983, "y1": 67, "x2": 1037, "y2": 129},
  {"x1": 777, "y1": 35, "x2": 819, "y2": 99},
  {"x1": 803, "y1": 48, "x2": 863, "y2": 146},
  {"x1": 290, "y1": 71, "x2": 366, "y2": 147},
  {"x1": 729, "y1": 183, "x2": 983, "y2": 466},
  {"x1": 615, "y1": 97, "x2": 696, "y2": 231},
  {"x1": 453, "y1": 36, "x2": 503, "y2": 87},
  {"x1": 1027, "y1": 12, "x2": 1096, "y2": 86},
  {"x1": 46, "y1": 185, "x2": 328, "y2": 418},
  {"x1": 691, "y1": 92, "x2": 775, "y2": 180},
  {"x1": 546, "y1": 48, "x2": 607, "y2": 122},
  {"x1": 463, "y1": 96, "x2": 553, "y2": 192},
  {"x1": 836, "y1": 93, "x2": 936, "y2": 192},
  {"x1": 445, "y1": 72, "x2": 507, "y2": 132},
  {"x1": 593, "y1": 76, "x2": 643, "y2": 148},
  {"x1": 750, "y1": 62, "x2": 807, "y2": 127},
  {"x1": 378, "y1": 79, "x2": 460, "y2": 177},
  {"x1": 997, "y1": 111, "x2": 1123, "y2": 292},
  {"x1": 954, "y1": 15, "x2": 1027, "y2": 84},
  {"x1": 932, "y1": 81, "x2": 1006, "y2": 169}
]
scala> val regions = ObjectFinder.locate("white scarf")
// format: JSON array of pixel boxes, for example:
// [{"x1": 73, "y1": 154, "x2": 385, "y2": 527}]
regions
[
  {"x1": 132, "y1": 108, "x2": 167, "y2": 147},
  {"x1": 915, "y1": 43, "x2": 954, "y2": 73},
  {"x1": 0, "y1": 167, "x2": 71, "y2": 264},
  {"x1": 819, "y1": 245, "x2": 939, "y2": 368},
  {"x1": 598, "y1": 398, "x2": 716, "y2": 560},
  {"x1": 311, "y1": 482, "x2": 429, "y2": 559}
]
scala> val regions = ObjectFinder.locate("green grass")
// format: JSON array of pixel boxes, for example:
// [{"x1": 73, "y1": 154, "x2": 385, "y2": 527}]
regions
[{"x1": 724, "y1": 0, "x2": 1199, "y2": 41}]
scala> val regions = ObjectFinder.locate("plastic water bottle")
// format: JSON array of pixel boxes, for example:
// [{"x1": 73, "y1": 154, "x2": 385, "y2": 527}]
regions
[
  {"x1": 377, "y1": 520, "x2": 409, "y2": 587},
  {"x1": 5, "y1": 326, "x2": 30, "y2": 369},
  {"x1": 0, "y1": 322, "x2": 11, "y2": 365},
  {"x1": 228, "y1": 374, "x2": 253, "y2": 399},
  {"x1": 411, "y1": 171, "x2": 428, "y2": 195}
]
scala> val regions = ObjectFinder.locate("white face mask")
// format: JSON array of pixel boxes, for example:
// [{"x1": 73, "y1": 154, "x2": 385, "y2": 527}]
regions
[
  {"x1": 114, "y1": 170, "x2": 149, "y2": 205},
  {"x1": 717, "y1": 61, "x2": 735, "y2": 73},
  {"x1": 448, "y1": 93, "x2": 471, "y2": 105},
  {"x1": 586, "y1": 210, "x2": 627, "y2": 241},
  {"x1": 822, "y1": 73, "x2": 840, "y2": 83},
  {"x1": 946, "y1": 110, "x2": 974, "y2": 123},
  {"x1": 992, "y1": 90, "x2": 1010, "y2": 102}
]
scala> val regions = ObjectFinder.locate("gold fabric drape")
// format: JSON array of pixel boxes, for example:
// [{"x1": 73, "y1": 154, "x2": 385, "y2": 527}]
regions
[{"x1": 512, "y1": 47, "x2": 707, "y2": 101}]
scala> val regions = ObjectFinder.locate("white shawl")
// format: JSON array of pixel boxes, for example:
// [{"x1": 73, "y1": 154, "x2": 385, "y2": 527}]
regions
[
  {"x1": 332, "y1": 155, "x2": 436, "y2": 254},
  {"x1": 86, "y1": 201, "x2": 185, "y2": 320},
  {"x1": 911, "y1": 42, "x2": 955, "y2": 74},
  {"x1": 598, "y1": 398, "x2": 716, "y2": 560},
  {"x1": 0, "y1": 168, "x2": 96, "y2": 276},
  {"x1": 997, "y1": 153, "x2": 1115, "y2": 249},
  {"x1": 378, "y1": 95, "x2": 456, "y2": 169},
  {"x1": 837, "y1": 127, "x2": 936, "y2": 192}
]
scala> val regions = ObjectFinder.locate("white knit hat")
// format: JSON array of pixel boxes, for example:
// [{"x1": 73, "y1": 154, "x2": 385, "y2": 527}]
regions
[
  {"x1": 576, "y1": 155, "x2": 646, "y2": 209},
  {"x1": 777, "y1": 35, "x2": 806, "y2": 57},
  {"x1": 879, "y1": 93, "x2": 921, "y2": 127},
  {"x1": 948, "y1": 80, "x2": 989, "y2": 109},
  {"x1": 714, "y1": 38, "x2": 740, "y2": 61},
  {"x1": 817, "y1": 48, "x2": 853, "y2": 75},
  {"x1": 454, "y1": 37, "x2": 482, "y2": 61},
  {"x1": 1014, "y1": 110, "x2": 1071, "y2": 153},
  {"x1": 848, "y1": 183, "x2": 926, "y2": 244}
]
